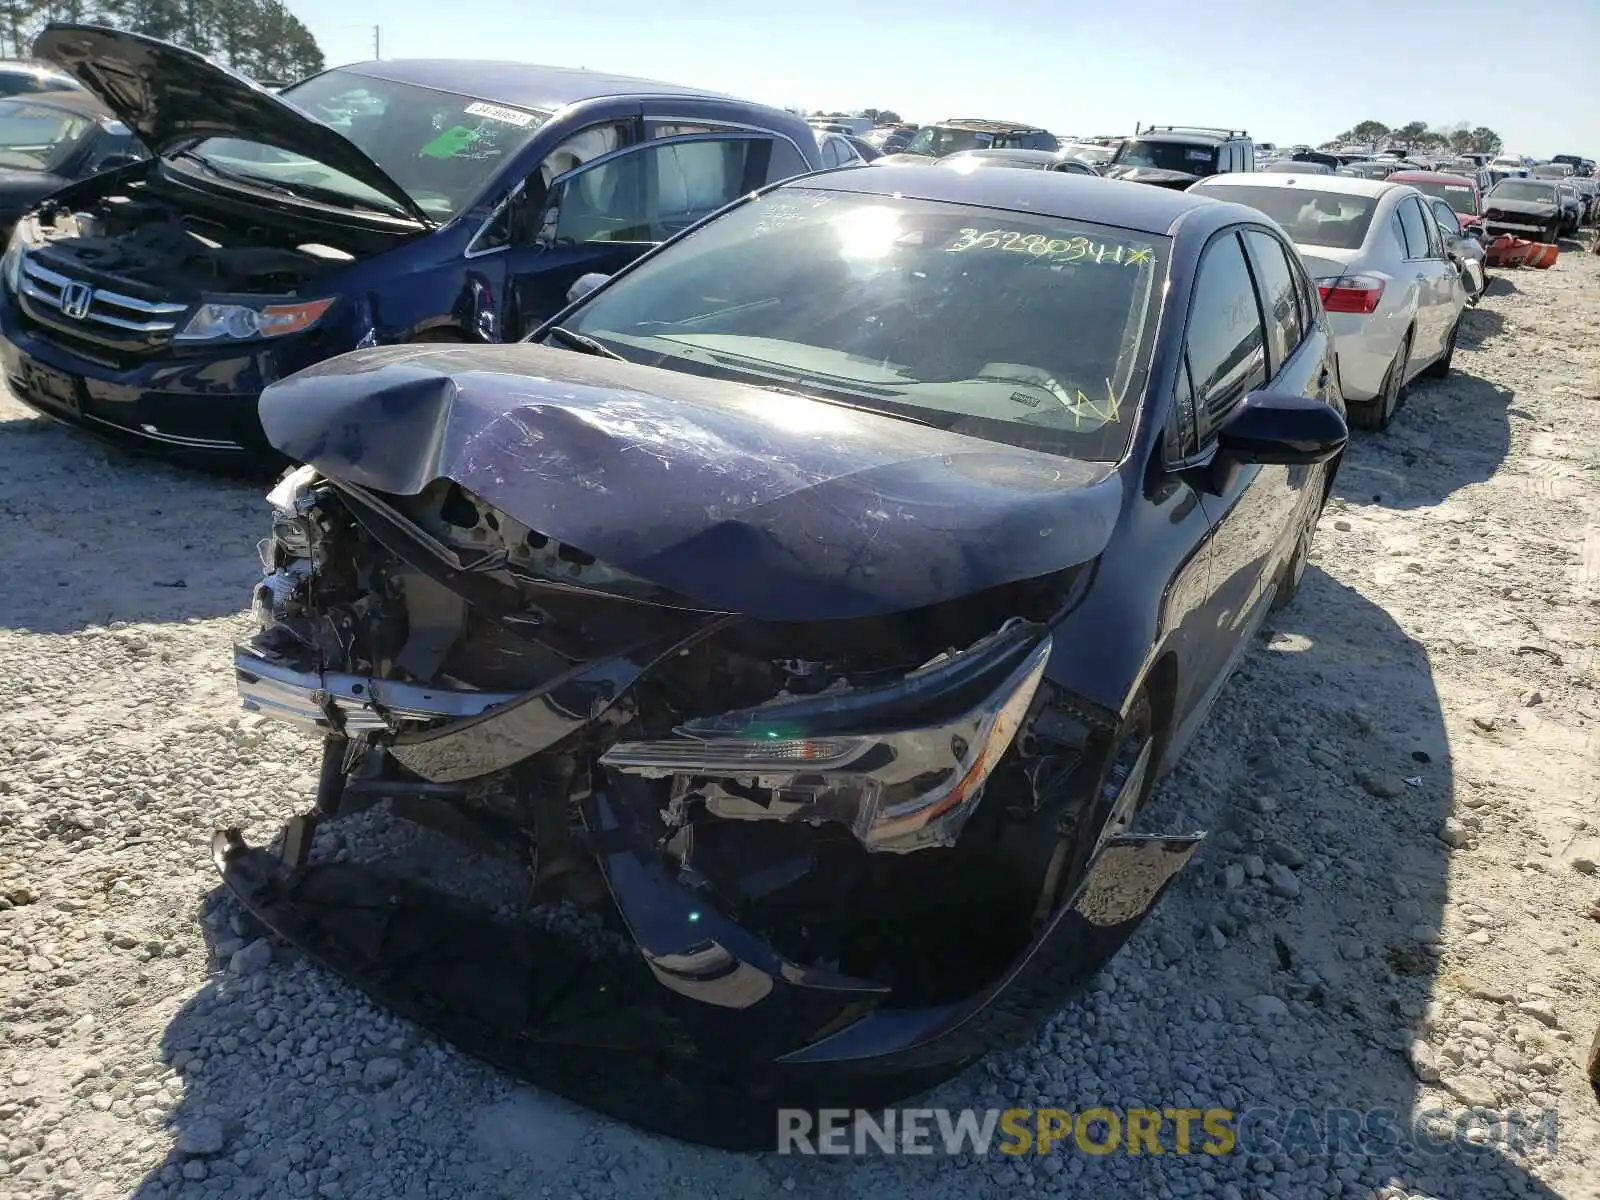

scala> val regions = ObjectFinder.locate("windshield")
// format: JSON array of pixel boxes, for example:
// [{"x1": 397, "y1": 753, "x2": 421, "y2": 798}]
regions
[
  {"x1": 1113, "y1": 139, "x2": 1216, "y2": 174},
  {"x1": 0, "y1": 100, "x2": 92, "y2": 172},
  {"x1": 1491, "y1": 180, "x2": 1558, "y2": 204},
  {"x1": 903, "y1": 126, "x2": 997, "y2": 157},
  {"x1": 183, "y1": 70, "x2": 549, "y2": 220},
  {"x1": 555, "y1": 188, "x2": 1167, "y2": 461},
  {"x1": 1194, "y1": 183, "x2": 1378, "y2": 250},
  {"x1": 1405, "y1": 179, "x2": 1478, "y2": 214}
]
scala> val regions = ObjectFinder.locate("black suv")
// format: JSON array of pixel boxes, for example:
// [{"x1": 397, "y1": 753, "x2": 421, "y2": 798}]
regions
[
  {"x1": 1102, "y1": 125, "x2": 1254, "y2": 189},
  {"x1": 895, "y1": 118, "x2": 1056, "y2": 159}
]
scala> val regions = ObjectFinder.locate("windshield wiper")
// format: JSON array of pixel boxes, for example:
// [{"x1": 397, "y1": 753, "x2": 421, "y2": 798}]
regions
[
  {"x1": 755, "y1": 384, "x2": 949, "y2": 430},
  {"x1": 169, "y1": 149, "x2": 413, "y2": 220},
  {"x1": 545, "y1": 327, "x2": 624, "y2": 360},
  {"x1": 171, "y1": 149, "x2": 298, "y2": 198}
]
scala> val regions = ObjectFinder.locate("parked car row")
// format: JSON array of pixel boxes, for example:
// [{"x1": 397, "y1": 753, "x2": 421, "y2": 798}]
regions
[{"x1": 0, "y1": 22, "x2": 1574, "y2": 1141}]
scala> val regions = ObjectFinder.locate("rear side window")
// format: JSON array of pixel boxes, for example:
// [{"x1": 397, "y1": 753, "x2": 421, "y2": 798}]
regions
[
  {"x1": 1243, "y1": 230, "x2": 1305, "y2": 375},
  {"x1": 1185, "y1": 231, "x2": 1268, "y2": 440},
  {"x1": 1396, "y1": 197, "x2": 1431, "y2": 258}
]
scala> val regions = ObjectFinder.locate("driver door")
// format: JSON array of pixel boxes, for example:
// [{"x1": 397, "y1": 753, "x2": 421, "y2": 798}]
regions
[{"x1": 505, "y1": 132, "x2": 782, "y2": 337}]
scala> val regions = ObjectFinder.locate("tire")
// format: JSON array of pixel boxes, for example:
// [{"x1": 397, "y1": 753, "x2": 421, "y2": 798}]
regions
[
  {"x1": 1029, "y1": 691, "x2": 1157, "y2": 928},
  {"x1": 1541, "y1": 223, "x2": 1560, "y2": 245},
  {"x1": 1271, "y1": 511, "x2": 1319, "y2": 612},
  {"x1": 1347, "y1": 331, "x2": 1409, "y2": 432},
  {"x1": 1425, "y1": 317, "x2": 1459, "y2": 380}
]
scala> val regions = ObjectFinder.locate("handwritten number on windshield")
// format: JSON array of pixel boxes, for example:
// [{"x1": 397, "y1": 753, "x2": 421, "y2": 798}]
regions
[{"x1": 947, "y1": 228, "x2": 1155, "y2": 267}]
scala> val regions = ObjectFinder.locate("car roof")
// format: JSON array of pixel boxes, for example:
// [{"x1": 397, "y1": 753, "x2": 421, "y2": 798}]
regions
[
  {"x1": 0, "y1": 88, "x2": 111, "y2": 119},
  {"x1": 1387, "y1": 170, "x2": 1477, "y2": 187},
  {"x1": 336, "y1": 59, "x2": 748, "y2": 112},
  {"x1": 798, "y1": 163, "x2": 1235, "y2": 235},
  {"x1": 938, "y1": 118, "x2": 1048, "y2": 133},
  {"x1": 944, "y1": 148, "x2": 1059, "y2": 163},
  {"x1": 1129, "y1": 131, "x2": 1221, "y2": 145},
  {"x1": 0, "y1": 58, "x2": 74, "y2": 78},
  {"x1": 1194, "y1": 171, "x2": 1396, "y2": 200}
]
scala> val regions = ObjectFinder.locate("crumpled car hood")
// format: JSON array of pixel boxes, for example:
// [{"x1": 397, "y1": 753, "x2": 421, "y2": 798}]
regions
[{"x1": 258, "y1": 345, "x2": 1123, "y2": 622}]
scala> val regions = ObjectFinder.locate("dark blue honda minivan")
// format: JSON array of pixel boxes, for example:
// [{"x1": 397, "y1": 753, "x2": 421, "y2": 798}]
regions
[{"x1": 0, "y1": 24, "x2": 822, "y2": 466}]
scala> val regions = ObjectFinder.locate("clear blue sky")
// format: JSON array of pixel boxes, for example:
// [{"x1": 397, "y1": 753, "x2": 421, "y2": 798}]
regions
[{"x1": 284, "y1": 0, "x2": 1598, "y2": 156}]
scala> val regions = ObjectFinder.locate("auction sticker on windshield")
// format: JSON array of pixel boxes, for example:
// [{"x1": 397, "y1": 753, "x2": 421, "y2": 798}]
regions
[
  {"x1": 946, "y1": 228, "x2": 1156, "y2": 267},
  {"x1": 463, "y1": 101, "x2": 537, "y2": 127}
]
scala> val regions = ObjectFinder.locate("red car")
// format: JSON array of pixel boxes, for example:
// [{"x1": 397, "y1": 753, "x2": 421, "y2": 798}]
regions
[{"x1": 1387, "y1": 169, "x2": 1485, "y2": 230}]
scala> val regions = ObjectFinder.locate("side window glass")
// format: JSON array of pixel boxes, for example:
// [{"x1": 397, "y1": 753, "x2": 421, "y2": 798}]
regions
[
  {"x1": 1422, "y1": 204, "x2": 1444, "y2": 257},
  {"x1": 1184, "y1": 232, "x2": 1267, "y2": 442},
  {"x1": 1387, "y1": 212, "x2": 1408, "y2": 258},
  {"x1": 1167, "y1": 353, "x2": 1198, "y2": 462},
  {"x1": 1243, "y1": 230, "x2": 1305, "y2": 376},
  {"x1": 651, "y1": 123, "x2": 720, "y2": 138},
  {"x1": 481, "y1": 121, "x2": 631, "y2": 251},
  {"x1": 537, "y1": 122, "x2": 632, "y2": 190},
  {"x1": 819, "y1": 138, "x2": 839, "y2": 168},
  {"x1": 548, "y1": 137, "x2": 771, "y2": 247},
  {"x1": 1397, "y1": 198, "x2": 1430, "y2": 259},
  {"x1": 1431, "y1": 199, "x2": 1461, "y2": 236}
]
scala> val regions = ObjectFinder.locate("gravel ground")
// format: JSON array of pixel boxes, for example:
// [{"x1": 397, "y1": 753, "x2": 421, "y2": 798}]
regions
[{"x1": 2, "y1": 249, "x2": 1599, "y2": 1200}]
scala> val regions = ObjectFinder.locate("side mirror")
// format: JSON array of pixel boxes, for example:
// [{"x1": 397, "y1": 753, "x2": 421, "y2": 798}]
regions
[
  {"x1": 1216, "y1": 391, "x2": 1348, "y2": 465},
  {"x1": 566, "y1": 272, "x2": 609, "y2": 305}
]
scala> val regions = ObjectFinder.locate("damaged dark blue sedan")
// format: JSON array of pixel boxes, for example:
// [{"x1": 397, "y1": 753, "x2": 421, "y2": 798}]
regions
[{"x1": 217, "y1": 165, "x2": 1348, "y2": 1146}]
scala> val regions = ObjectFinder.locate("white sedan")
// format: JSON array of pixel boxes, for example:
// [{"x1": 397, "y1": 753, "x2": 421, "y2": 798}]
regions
[
  {"x1": 1188, "y1": 172, "x2": 1467, "y2": 430},
  {"x1": 813, "y1": 130, "x2": 867, "y2": 170}
]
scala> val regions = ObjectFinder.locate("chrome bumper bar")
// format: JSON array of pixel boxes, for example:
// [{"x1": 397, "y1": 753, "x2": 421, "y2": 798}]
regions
[{"x1": 234, "y1": 645, "x2": 520, "y2": 734}]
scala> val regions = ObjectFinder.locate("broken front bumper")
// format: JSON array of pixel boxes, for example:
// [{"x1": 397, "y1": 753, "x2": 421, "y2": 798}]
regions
[
  {"x1": 212, "y1": 819, "x2": 1201, "y2": 1146},
  {"x1": 234, "y1": 645, "x2": 521, "y2": 734}
]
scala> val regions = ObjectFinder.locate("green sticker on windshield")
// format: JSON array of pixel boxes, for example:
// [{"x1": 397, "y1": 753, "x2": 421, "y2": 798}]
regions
[{"x1": 420, "y1": 125, "x2": 479, "y2": 159}]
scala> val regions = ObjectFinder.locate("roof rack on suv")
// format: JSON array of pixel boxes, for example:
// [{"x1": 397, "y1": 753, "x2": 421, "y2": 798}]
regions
[
  {"x1": 1143, "y1": 125, "x2": 1248, "y2": 138},
  {"x1": 943, "y1": 117, "x2": 1045, "y2": 131}
]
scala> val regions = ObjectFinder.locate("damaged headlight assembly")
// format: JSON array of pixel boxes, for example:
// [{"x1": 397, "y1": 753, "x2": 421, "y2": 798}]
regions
[{"x1": 600, "y1": 619, "x2": 1052, "y2": 854}]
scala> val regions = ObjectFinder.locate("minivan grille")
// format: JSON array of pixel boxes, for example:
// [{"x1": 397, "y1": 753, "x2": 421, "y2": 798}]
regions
[{"x1": 18, "y1": 256, "x2": 188, "y2": 348}]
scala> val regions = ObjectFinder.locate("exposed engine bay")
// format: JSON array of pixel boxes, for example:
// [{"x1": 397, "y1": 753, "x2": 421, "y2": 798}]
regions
[
  {"x1": 18, "y1": 171, "x2": 399, "y2": 296},
  {"x1": 239, "y1": 465, "x2": 1148, "y2": 1004}
]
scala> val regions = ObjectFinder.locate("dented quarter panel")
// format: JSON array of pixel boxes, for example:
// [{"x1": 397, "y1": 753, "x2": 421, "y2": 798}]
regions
[{"x1": 257, "y1": 344, "x2": 1121, "y2": 621}]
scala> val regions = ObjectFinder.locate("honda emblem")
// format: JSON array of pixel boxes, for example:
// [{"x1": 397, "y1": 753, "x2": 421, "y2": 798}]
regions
[{"x1": 59, "y1": 281, "x2": 93, "y2": 320}]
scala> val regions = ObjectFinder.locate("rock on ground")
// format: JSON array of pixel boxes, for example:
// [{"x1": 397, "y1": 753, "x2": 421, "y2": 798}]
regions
[{"x1": 2, "y1": 249, "x2": 1600, "y2": 1199}]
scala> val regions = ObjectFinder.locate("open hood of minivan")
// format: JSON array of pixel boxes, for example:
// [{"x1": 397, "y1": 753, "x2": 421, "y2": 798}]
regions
[{"x1": 33, "y1": 23, "x2": 432, "y2": 226}]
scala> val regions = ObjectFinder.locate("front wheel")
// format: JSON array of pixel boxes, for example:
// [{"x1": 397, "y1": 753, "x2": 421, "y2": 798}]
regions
[
  {"x1": 1542, "y1": 222, "x2": 1560, "y2": 245},
  {"x1": 1030, "y1": 692, "x2": 1157, "y2": 927}
]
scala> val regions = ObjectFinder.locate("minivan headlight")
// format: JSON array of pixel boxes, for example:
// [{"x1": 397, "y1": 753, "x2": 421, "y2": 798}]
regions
[
  {"x1": 2, "y1": 225, "x2": 25, "y2": 295},
  {"x1": 175, "y1": 298, "x2": 334, "y2": 342}
]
